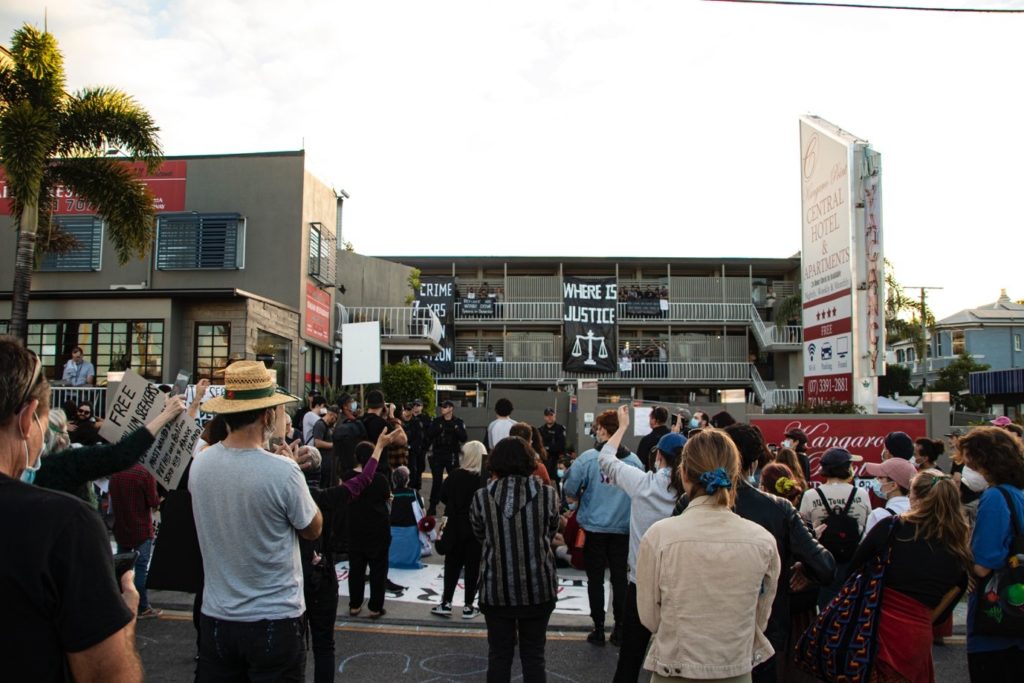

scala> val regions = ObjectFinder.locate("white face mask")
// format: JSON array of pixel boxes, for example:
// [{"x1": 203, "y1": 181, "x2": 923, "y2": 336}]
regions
[
  {"x1": 782, "y1": 439, "x2": 793, "y2": 449},
  {"x1": 962, "y1": 466, "x2": 988, "y2": 493}
]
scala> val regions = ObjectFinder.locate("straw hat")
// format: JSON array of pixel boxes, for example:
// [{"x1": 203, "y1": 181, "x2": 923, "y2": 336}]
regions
[{"x1": 201, "y1": 361, "x2": 299, "y2": 414}]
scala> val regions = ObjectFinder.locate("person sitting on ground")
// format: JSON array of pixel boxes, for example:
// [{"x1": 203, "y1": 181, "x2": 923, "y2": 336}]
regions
[
  {"x1": 68, "y1": 400, "x2": 104, "y2": 447},
  {"x1": 389, "y1": 466, "x2": 426, "y2": 571}
]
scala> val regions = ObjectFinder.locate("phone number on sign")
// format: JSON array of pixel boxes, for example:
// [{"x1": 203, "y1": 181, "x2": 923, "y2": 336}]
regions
[{"x1": 806, "y1": 375, "x2": 849, "y2": 395}]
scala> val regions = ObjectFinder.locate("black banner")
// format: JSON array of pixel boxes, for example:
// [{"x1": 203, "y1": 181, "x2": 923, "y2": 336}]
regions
[
  {"x1": 459, "y1": 297, "x2": 496, "y2": 317},
  {"x1": 623, "y1": 298, "x2": 667, "y2": 318},
  {"x1": 416, "y1": 276, "x2": 455, "y2": 373},
  {"x1": 562, "y1": 276, "x2": 617, "y2": 373}
]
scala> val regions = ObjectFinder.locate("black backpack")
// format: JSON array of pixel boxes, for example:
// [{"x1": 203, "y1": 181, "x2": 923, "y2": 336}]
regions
[{"x1": 815, "y1": 487, "x2": 861, "y2": 563}]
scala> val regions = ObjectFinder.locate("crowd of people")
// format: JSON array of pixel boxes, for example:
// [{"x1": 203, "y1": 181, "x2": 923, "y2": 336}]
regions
[{"x1": 3, "y1": 330, "x2": 1024, "y2": 682}]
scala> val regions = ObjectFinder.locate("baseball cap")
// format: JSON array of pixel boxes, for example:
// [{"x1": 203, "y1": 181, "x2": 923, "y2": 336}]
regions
[
  {"x1": 543, "y1": 407, "x2": 555, "y2": 416},
  {"x1": 412, "y1": 398, "x2": 423, "y2": 407},
  {"x1": 884, "y1": 431, "x2": 915, "y2": 460},
  {"x1": 440, "y1": 400, "x2": 455, "y2": 408},
  {"x1": 820, "y1": 447, "x2": 863, "y2": 467},
  {"x1": 991, "y1": 416, "x2": 1013, "y2": 427},
  {"x1": 784, "y1": 427, "x2": 808, "y2": 444},
  {"x1": 863, "y1": 458, "x2": 917, "y2": 491},
  {"x1": 656, "y1": 432, "x2": 687, "y2": 456}
]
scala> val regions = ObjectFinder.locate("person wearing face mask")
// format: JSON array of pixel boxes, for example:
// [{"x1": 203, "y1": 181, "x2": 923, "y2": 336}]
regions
[
  {"x1": 781, "y1": 428, "x2": 813, "y2": 483},
  {"x1": 914, "y1": 438, "x2": 945, "y2": 472},
  {"x1": 0, "y1": 337, "x2": 145, "y2": 682},
  {"x1": 861, "y1": 457, "x2": 917, "y2": 535},
  {"x1": 948, "y1": 428, "x2": 985, "y2": 526},
  {"x1": 189, "y1": 361, "x2": 323, "y2": 680}
]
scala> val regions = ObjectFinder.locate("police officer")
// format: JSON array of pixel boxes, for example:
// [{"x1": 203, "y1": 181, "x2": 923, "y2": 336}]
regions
[
  {"x1": 401, "y1": 402, "x2": 426, "y2": 490},
  {"x1": 538, "y1": 407, "x2": 566, "y2": 482},
  {"x1": 425, "y1": 400, "x2": 467, "y2": 515}
]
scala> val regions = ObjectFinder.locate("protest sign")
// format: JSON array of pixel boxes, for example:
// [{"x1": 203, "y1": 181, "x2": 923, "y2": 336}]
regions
[
  {"x1": 562, "y1": 276, "x2": 617, "y2": 373},
  {"x1": 144, "y1": 411, "x2": 201, "y2": 490},
  {"x1": 416, "y1": 276, "x2": 455, "y2": 373}
]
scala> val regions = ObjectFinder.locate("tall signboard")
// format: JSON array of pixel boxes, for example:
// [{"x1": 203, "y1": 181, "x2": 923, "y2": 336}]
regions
[{"x1": 800, "y1": 117, "x2": 883, "y2": 412}]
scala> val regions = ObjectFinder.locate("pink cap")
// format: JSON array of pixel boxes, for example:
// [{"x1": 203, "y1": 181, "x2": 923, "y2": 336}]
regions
[
  {"x1": 862, "y1": 458, "x2": 918, "y2": 491},
  {"x1": 991, "y1": 416, "x2": 1013, "y2": 427}
]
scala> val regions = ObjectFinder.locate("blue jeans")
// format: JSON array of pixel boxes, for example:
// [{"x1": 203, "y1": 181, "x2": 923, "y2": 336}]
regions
[{"x1": 118, "y1": 538, "x2": 153, "y2": 612}]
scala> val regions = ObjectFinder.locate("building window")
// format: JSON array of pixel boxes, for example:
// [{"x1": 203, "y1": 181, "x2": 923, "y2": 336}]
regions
[
  {"x1": 38, "y1": 216, "x2": 103, "y2": 271},
  {"x1": 907, "y1": 348, "x2": 915, "y2": 363},
  {"x1": 896, "y1": 349, "x2": 905, "y2": 363},
  {"x1": 132, "y1": 321, "x2": 164, "y2": 380},
  {"x1": 952, "y1": 330, "x2": 966, "y2": 356},
  {"x1": 256, "y1": 330, "x2": 292, "y2": 392},
  {"x1": 308, "y1": 222, "x2": 335, "y2": 285},
  {"x1": 1016, "y1": 333, "x2": 1022, "y2": 353},
  {"x1": 195, "y1": 323, "x2": 231, "y2": 381},
  {"x1": 19, "y1": 320, "x2": 163, "y2": 384},
  {"x1": 156, "y1": 213, "x2": 245, "y2": 270}
]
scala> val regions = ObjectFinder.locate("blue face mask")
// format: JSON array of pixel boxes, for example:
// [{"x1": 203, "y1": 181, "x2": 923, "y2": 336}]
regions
[
  {"x1": 689, "y1": 418, "x2": 700, "y2": 429},
  {"x1": 868, "y1": 478, "x2": 886, "y2": 498},
  {"x1": 557, "y1": 468, "x2": 565, "y2": 479},
  {"x1": 567, "y1": 502, "x2": 577, "y2": 511},
  {"x1": 20, "y1": 414, "x2": 45, "y2": 485}
]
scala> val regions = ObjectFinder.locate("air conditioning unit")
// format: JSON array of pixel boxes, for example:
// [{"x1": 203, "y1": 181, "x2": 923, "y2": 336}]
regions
[{"x1": 110, "y1": 282, "x2": 146, "y2": 290}]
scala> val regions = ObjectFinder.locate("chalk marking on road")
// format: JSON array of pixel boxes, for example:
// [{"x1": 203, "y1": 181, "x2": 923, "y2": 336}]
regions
[{"x1": 338, "y1": 651, "x2": 411, "y2": 674}]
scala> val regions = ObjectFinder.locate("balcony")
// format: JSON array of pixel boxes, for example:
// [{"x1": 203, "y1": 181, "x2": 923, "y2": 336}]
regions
[
  {"x1": 434, "y1": 360, "x2": 752, "y2": 384},
  {"x1": 453, "y1": 300, "x2": 760, "y2": 325},
  {"x1": 749, "y1": 305, "x2": 802, "y2": 351},
  {"x1": 335, "y1": 305, "x2": 443, "y2": 353}
]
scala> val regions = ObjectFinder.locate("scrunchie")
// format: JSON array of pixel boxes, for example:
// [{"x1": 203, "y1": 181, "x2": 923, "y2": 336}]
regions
[
  {"x1": 774, "y1": 477, "x2": 796, "y2": 496},
  {"x1": 699, "y1": 467, "x2": 732, "y2": 494}
]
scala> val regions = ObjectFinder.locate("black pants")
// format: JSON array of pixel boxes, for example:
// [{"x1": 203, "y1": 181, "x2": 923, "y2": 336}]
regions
[
  {"x1": 583, "y1": 531, "x2": 629, "y2": 627},
  {"x1": 482, "y1": 602, "x2": 555, "y2": 683},
  {"x1": 968, "y1": 647, "x2": 1024, "y2": 682},
  {"x1": 442, "y1": 536, "x2": 482, "y2": 606},
  {"x1": 428, "y1": 455, "x2": 457, "y2": 509},
  {"x1": 612, "y1": 582, "x2": 651, "y2": 683},
  {"x1": 198, "y1": 614, "x2": 305, "y2": 682},
  {"x1": 348, "y1": 544, "x2": 389, "y2": 613},
  {"x1": 410, "y1": 448, "x2": 426, "y2": 490},
  {"x1": 305, "y1": 571, "x2": 339, "y2": 683}
]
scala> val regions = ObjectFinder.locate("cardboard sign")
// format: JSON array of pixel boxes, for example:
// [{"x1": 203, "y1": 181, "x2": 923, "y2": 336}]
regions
[{"x1": 99, "y1": 369, "x2": 199, "y2": 489}]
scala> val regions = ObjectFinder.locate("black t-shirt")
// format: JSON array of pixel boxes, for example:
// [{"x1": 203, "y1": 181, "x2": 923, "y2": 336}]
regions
[
  {"x1": 361, "y1": 413, "x2": 389, "y2": 444},
  {"x1": 0, "y1": 474, "x2": 133, "y2": 681},
  {"x1": 847, "y1": 518, "x2": 967, "y2": 611},
  {"x1": 344, "y1": 471, "x2": 392, "y2": 551}
]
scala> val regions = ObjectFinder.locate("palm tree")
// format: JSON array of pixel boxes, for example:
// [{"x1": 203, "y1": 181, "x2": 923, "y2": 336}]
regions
[{"x1": 1, "y1": 24, "x2": 161, "y2": 341}]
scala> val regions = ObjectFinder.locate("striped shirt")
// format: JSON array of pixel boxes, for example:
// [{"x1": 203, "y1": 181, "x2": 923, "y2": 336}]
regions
[{"x1": 471, "y1": 475, "x2": 559, "y2": 607}]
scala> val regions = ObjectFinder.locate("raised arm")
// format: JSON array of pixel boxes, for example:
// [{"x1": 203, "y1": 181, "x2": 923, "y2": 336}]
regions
[
  {"x1": 187, "y1": 379, "x2": 210, "y2": 420},
  {"x1": 597, "y1": 405, "x2": 648, "y2": 496}
]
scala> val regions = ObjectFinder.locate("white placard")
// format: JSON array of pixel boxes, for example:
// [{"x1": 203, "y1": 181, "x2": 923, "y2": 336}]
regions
[
  {"x1": 633, "y1": 406, "x2": 653, "y2": 437},
  {"x1": 342, "y1": 321, "x2": 381, "y2": 386}
]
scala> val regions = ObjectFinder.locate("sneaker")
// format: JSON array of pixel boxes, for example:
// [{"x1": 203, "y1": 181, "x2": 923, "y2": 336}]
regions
[
  {"x1": 431, "y1": 602, "x2": 453, "y2": 617},
  {"x1": 462, "y1": 605, "x2": 480, "y2": 619},
  {"x1": 137, "y1": 607, "x2": 163, "y2": 620},
  {"x1": 386, "y1": 579, "x2": 407, "y2": 592},
  {"x1": 586, "y1": 626, "x2": 606, "y2": 645},
  {"x1": 609, "y1": 623, "x2": 622, "y2": 647}
]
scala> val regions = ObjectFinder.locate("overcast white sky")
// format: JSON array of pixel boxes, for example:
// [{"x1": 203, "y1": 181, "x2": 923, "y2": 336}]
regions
[{"x1": 2, "y1": 0, "x2": 1021, "y2": 319}]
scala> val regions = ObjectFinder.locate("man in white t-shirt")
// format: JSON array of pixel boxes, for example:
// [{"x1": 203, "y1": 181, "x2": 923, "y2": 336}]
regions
[
  {"x1": 191, "y1": 361, "x2": 322, "y2": 679},
  {"x1": 486, "y1": 398, "x2": 516, "y2": 449},
  {"x1": 303, "y1": 396, "x2": 327, "y2": 443},
  {"x1": 861, "y1": 456, "x2": 917, "y2": 535},
  {"x1": 61, "y1": 346, "x2": 95, "y2": 386}
]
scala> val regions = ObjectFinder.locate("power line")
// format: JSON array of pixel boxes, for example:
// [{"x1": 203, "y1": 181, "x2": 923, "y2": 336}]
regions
[{"x1": 705, "y1": 0, "x2": 1024, "y2": 12}]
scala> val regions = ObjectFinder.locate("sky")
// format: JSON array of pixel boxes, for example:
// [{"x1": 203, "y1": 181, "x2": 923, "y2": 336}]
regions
[{"x1": 1, "y1": 0, "x2": 1022, "y2": 320}]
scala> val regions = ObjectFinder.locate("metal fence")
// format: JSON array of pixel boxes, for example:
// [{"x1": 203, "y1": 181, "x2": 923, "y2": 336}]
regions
[
  {"x1": 50, "y1": 386, "x2": 108, "y2": 418},
  {"x1": 436, "y1": 361, "x2": 751, "y2": 383},
  {"x1": 336, "y1": 306, "x2": 442, "y2": 344}
]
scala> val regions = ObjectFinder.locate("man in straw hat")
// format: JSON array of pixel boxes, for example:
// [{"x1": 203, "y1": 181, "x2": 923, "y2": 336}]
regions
[{"x1": 189, "y1": 361, "x2": 322, "y2": 679}]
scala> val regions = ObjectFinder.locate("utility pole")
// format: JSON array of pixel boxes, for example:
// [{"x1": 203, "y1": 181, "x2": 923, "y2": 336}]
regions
[{"x1": 904, "y1": 285, "x2": 943, "y2": 390}]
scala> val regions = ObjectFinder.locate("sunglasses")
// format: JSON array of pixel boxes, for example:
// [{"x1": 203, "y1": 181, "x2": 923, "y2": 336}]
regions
[{"x1": 18, "y1": 350, "x2": 42, "y2": 408}]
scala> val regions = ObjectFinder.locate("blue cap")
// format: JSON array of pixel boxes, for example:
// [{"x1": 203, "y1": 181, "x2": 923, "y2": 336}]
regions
[{"x1": 657, "y1": 432, "x2": 688, "y2": 456}]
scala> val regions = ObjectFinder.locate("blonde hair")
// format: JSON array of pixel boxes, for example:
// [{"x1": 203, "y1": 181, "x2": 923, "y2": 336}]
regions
[
  {"x1": 681, "y1": 428, "x2": 740, "y2": 507},
  {"x1": 460, "y1": 440, "x2": 486, "y2": 473},
  {"x1": 902, "y1": 468, "x2": 973, "y2": 573},
  {"x1": 46, "y1": 408, "x2": 71, "y2": 453}
]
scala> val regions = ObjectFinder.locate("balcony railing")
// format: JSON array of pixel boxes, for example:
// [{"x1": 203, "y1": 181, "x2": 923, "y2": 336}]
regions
[
  {"x1": 336, "y1": 305, "x2": 442, "y2": 345},
  {"x1": 453, "y1": 300, "x2": 757, "y2": 323},
  {"x1": 435, "y1": 361, "x2": 751, "y2": 383},
  {"x1": 455, "y1": 300, "x2": 561, "y2": 321},
  {"x1": 50, "y1": 386, "x2": 108, "y2": 418},
  {"x1": 749, "y1": 305, "x2": 802, "y2": 349}
]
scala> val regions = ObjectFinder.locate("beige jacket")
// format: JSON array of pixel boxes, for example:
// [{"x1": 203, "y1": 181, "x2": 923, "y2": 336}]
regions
[{"x1": 636, "y1": 496, "x2": 781, "y2": 679}]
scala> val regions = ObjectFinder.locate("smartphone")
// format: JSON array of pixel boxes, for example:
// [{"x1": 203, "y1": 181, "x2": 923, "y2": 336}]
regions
[
  {"x1": 113, "y1": 551, "x2": 139, "y2": 581},
  {"x1": 171, "y1": 370, "x2": 191, "y2": 397}
]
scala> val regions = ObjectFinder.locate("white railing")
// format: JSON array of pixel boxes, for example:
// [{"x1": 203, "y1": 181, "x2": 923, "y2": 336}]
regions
[
  {"x1": 455, "y1": 300, "x2": 561, "y2": 321},
  {"x1": 336, "y1": 305, "x2": 442, "y2": 344},
  {"x1": 50, "y1": 386, "x2": 108, "y2": 418},
  {"x1": 750, "y1": 365, "x2": 771, "y2": 406},
  {"x1": 749, "y1": 305, "x2": 802, "y2": 348},
  {"x1": 769, "y1": 388, "x2": 804, "y2": 407},
  {"x1": 436, "y1": 361, "x2": 751, "y2": 383},
  {"x1": 896, "y1": 356, "x2": 960, "y2": 376}
]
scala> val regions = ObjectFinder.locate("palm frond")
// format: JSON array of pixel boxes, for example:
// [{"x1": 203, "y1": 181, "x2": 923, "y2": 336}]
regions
[
  {"x1": 59, "y1": 87, "x2": 162, "y2": 170},
  {"x1": 0, "y1": 63, "x2": 27, "y2": 111},
  {"x1": 0, "y1": 100, "x2": 57, "y2": 210},
  {"x1": 9, "y1": 25, "x2": 65, "y2": 110},
  {"x1": 51, "y1": 157, "x2": 155, "y2": 263}
]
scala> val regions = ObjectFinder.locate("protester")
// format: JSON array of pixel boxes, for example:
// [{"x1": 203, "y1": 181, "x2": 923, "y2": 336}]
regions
[
  {"x1": 773, "y1": 447, "x2": 808, "y2": 491},
  {"x1": 331, "y1": 395, "x2": 367, "y2": 481},
  {"x1": 487, "y1": 397, "x2": 516, "y2": 449},
  {"x1": 45, "y1": 407, "x2": 72, "y2": 453},
  {"x1": 914, "y1": 437, "x2": 945, "y2": 471},
  {"x1": 0, "y1": 337, "x2": 143, "y2": 681},
  {"x1": 598, "y1": 406, "x2": 686, "y2": 683},
  {"x1": 537, "y1": 407, "x2": 567, "y2": 481},
  {"x1": 389, "y1": 466, "x2": 426, "y2": 570},
  {"x1": 509, "y1": 422, "x2": 553, "y2": 486},
  {"x1": 958, "y1": 426, "x2": 1024, "y2": 679},
  {"x1": 798, "y1": 447, "x2": 871, "y2": 608},
  {"x1": 191, "y1": 361, "x2": 323, "y2": 679},
  {"x1": 710, "y1": 410, "x2": 736, "y2": 429},
  {"x1": 345, "y1": 440, "x2": 393, "y2": 618},
  {"x1": 303, "y1": 395, "x2": 328, "y2": 443},
  {"x1": 862, "y1": 456, "x2": 917, "y2": 535},
  {"x1": 563, "y1": 409, "x2": 643, "y2": 646},
  {"x1": 781, "y1": 427, "x2": 813, "y2": 482},
  {"x1": 426, "y1": 400, "x2": 468, "y2": 516},
  {"x1": 433, "y1": 440, "x2": 486, "y2": 619},
  {"x1": 636, "y1": 406, "x2": 671, "y2": 472},
  {"x1": 636, "y1": 428, "x2": 781, "y2": 682},
  {"x1": 68, "y1": 399, "x2": 104, "y2": 446},
  {"x1": 109, "y1": 460, "x2": 163, "y2": 619},
  {"x1": 883, "y1": 431, "x2": 915, "y2": 461},
  {"x1": 844, "y1": 469, "x2": 970, "y2": 682},
  {"x1": 471, "y1": 436, "x2": 560, "y2": 682}
]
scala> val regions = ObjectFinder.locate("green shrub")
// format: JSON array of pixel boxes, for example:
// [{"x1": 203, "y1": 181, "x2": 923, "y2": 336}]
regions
[{"x1": 381, "y1": 362, "x2": 435, "y2": 417}]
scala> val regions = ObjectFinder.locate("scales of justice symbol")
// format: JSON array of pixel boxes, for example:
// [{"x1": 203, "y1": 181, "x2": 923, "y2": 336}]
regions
[{"x1": 571, "y1": 329, "x2": 608, "y2": 366}]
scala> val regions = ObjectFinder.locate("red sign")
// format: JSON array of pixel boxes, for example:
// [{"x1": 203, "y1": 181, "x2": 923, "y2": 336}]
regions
[
  {"x1": 0, "y1": 160, "x2": 187, "y2": 215},
  {"x1": 750, "y1": 415, "x2": 927, "y2": 482},
  {"x1": 304, "y1": 283, "x2": 331, "y2": 345},
  {"x1": 804, "y1": 373, "x2": 853, "y2": 403}
]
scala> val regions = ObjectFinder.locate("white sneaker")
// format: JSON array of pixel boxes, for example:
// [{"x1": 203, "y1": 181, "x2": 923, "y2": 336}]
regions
[
  {"x1": 462, "y1": 605, "x2": 480, "y2": 619},
  {"x1": 431, "y1": 602, "x2": 453, "y2": 617}
]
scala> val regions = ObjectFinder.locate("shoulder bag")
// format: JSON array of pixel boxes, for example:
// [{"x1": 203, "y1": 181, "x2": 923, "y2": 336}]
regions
[{"x1": 972, "y1": 486, "x2": 1024, "y2": 637}]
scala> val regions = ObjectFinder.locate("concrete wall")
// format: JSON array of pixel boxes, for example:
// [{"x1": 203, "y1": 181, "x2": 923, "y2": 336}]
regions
[{"x1": 336, "y1": 251, "x2": 416, "y2": 308}]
